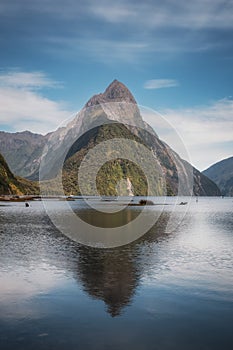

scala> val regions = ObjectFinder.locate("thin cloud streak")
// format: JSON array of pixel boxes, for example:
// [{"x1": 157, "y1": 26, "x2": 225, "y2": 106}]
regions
[
  {"x1": 88, "y1": 0, "x2": 233, "y2": 29},
  {"x1": 43, "y1": 34, "x2": 223, "y2": 65},
  {"x1": 1, "y1": 0, "x2": 231, "y2": 30},
  {"x1": 0, "y1": 70, "x2": 62, "y2": 90},
  {"x1": 144, "y1": 79, "x2": 179, "y2": 89},
  {"x1": 44, "y1": 37, "x2": 150, "y2": 64}
]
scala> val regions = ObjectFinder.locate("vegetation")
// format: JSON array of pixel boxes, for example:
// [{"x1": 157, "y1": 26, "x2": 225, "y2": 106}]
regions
[
  {"x1": 96, "y1": 159, "x2": 148, "y2": 196},
  {"x1": 0, "y1": 153, "x2": 39, "y2": 195},
  {"x1": 0, "y1": 80, "x2": 222, "y2": 197},
  {"x1": 62, "y1": 123, "x2": 166, "y2": 196}
]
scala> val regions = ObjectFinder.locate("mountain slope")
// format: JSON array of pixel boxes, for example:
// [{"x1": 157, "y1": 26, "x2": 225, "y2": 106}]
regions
[
  {"x1": 41, "y1": 80, "x2": 220, "y2": 196},
  {"x1": 0, "y1": 80, "x2": 221, "y2": 196},
  {"x1": 0, "y1": 130, "x2": 47, "y2": 179},
  {"x1": 203, "y1": 156, "x2": 233, "y2": 196},
  {"x1": 0, "y1": 153, "x2": 39, "y2": 195},
  {"x1": 62, "y1": 123, "x2": 159, "y2": 196}
]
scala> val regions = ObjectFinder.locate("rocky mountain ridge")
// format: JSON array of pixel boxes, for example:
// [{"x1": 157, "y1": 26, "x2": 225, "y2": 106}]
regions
[
  {"x1": 0, "y1": 130, "x2": 48, "y2": 179},
  {"x1": 203, "y1": 156, "x2": 233, "y2": 196},
  {"x1": 0, "y1": 80, "x2": 221, "y2": 196}
]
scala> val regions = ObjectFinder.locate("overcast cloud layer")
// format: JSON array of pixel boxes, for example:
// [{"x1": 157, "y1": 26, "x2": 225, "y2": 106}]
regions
[{"x1": 0, "y1": 0, "x2": 233, "y2": 62}]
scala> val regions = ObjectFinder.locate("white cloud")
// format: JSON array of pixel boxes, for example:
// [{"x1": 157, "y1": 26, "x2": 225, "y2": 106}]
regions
[
  {"x1": 0, "y1": 71, "x2": 72, "y2": 134},
  {"x1": 144, "y1": 79, "x2": 179, "y2": 90},
  {"x1": 88, "y1": 0, "x2": 233, "y2": 29},
  {"x1": 89, "y1": 3, "x2": 135, "y2": 23},
  {"x1": 142, "y1": 98, "x2": 233, "y2": 170},
  {"x1": 0, "y1": 70, "x2": 62, "y2": 90}
]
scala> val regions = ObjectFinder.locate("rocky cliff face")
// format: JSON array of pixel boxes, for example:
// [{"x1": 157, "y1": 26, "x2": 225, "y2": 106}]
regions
[
  {"x1": 85, "y1": 79, "x2": 137, "y2": 107},
  {"x1": 203, "y1": 156, "x2": 233, "y2": 196},
  {"x1": 0, "y1": 80, "x2": 220, "y2": 196}
]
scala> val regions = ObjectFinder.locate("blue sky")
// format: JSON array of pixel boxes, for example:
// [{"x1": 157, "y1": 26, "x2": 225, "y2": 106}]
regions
[{"x1": 0, "y1": 0, "x2": 233, "y2": 170}]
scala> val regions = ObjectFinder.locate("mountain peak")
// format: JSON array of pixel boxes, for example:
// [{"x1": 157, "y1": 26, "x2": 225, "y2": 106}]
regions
[
  {"x1": 104, "y1": 79, "x2": 137, "y2": 103},
  {"x1": 85, "y1": 80, "x2": 137, "y2": 107}
]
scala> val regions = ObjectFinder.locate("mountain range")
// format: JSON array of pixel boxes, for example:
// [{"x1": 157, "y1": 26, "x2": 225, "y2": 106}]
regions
[
  {"x1": 0, "y1": 80, "x2": 221, "y2": 196},
  {"x1": 0, "y1": 130, "x2": 48, "y2": 179},
  {"x1": 203, "y1": 156, "x2": 233, "y2": 196}
]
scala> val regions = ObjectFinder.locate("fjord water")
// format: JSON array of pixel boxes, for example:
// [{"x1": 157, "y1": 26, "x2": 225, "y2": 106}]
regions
[{"x1": 0, "y1": 197, "x2": 232, "y2": 350}]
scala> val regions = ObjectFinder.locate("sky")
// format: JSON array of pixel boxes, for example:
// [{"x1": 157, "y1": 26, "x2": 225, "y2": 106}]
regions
[{"x1": 0, "y1": 0, "x2": 232, "y2": 170}]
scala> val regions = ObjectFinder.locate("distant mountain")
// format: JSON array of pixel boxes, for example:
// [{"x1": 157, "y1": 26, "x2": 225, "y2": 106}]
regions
[
  {"x1": 0, "y1": 153, "x2": 39, "y2": 195},
  {"x1": 0, "y1": 130, "x2": 47, "y2": 179},
  {"x1": 0, "y1": 80, "x2": 221, "y2": 196},
  {"x1": 203, "y1": 156, "x2": 233, "y2": 196}
]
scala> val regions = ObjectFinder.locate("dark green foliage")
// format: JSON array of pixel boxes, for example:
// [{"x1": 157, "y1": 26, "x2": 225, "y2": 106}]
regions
[
  {"x1": 0, "y1": 152, "x2": 39, "y2": 195},
  {"x1": 0, "y1": 153, "x2": 14, "y2": 194},
  {"x1": 62, "y1": 121, "x2": 220, "y2": 196},
  {"x1": 96, "y1": 159, "x2": 148, "y2": 196},
  {"x1": 62, "y1": 123, "x2": 163, "y2": 196}
]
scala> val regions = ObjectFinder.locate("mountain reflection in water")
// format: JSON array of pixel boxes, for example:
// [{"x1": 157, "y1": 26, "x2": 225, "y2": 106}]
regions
[
  {"x1": 74, "y1": 212, "x2": 170, "y2": 316},
  {"x1": 0, "y1": 201, "x2": 169, "y2": 317},
  {"x1": 0, "y1": 198, "x2": 232, "y2": 350}
]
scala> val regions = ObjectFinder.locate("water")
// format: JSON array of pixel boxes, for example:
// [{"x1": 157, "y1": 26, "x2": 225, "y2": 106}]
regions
[{"x1": 0, "y1": 197, "x2": 232, "y2": 349}]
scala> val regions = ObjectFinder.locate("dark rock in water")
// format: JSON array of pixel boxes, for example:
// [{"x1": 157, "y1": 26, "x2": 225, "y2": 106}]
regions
[
  {"x1": 128, "y1": 199, "x2": 154, "y2": 206},
  {"x1": 25, "y1": 202, "x2": 30, "y2": 207},
  {"x1": 139, "y1": 199, "x2": 154, "y2": 205},
  {"x1": 179, "y1": 201, "x2": 188, "y2": 205}
]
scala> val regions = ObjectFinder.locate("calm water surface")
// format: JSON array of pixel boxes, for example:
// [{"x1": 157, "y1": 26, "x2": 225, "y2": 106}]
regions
[{"x1": 0, "y1": 197, "x2": 232, "y2": 350}]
